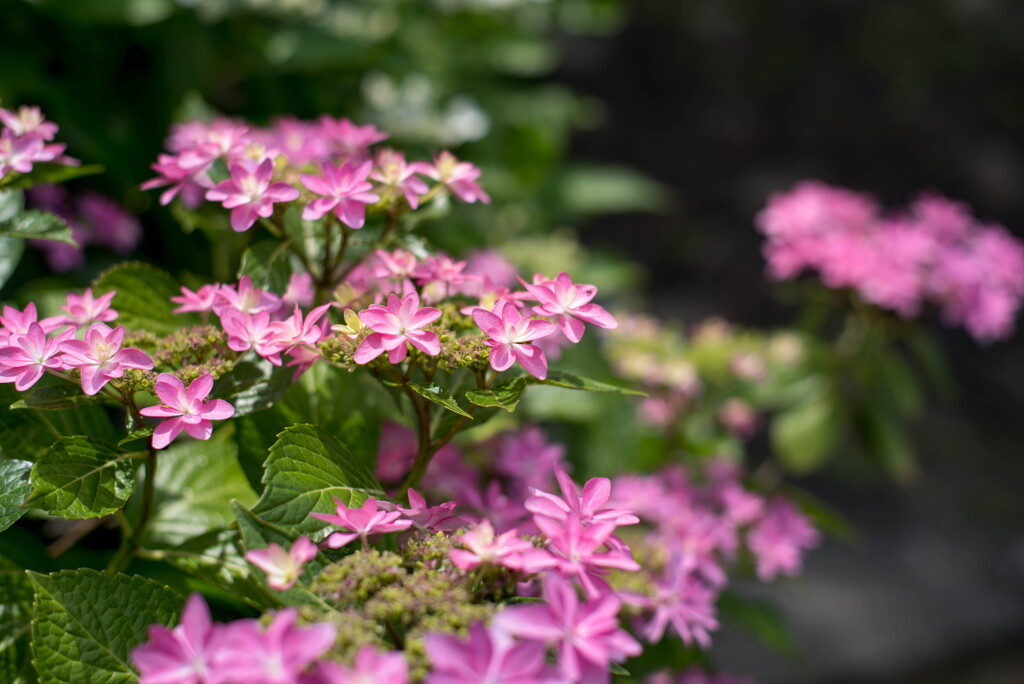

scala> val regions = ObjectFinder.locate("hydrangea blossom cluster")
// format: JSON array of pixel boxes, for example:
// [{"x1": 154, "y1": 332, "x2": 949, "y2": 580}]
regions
[
  {"x1": 141, "y1": 115, "x2": 488, "y2": 231},
  {"x1": 610, "y1": 461, "x2": 819, "y2": 648},
  {"x1": 757, "y1": 181, "x2": 1024, "y2": 341},
  {"x1": 0, "y1": 103, "x2": 78, "y2": 180},
  {"x1": 27, "y1": 184, "x2": 142, "y2": 272}
]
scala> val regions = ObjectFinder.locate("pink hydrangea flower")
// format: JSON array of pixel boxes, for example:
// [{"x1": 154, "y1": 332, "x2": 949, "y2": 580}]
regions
[
  {"x1": 300, "y1": 160, "x2": 381, "y2": 228},
  {"x1": 0, "y1": 105, "x2": 59, "y2": 140},
  {"x1": 311, "y1": 497, "x2": 412, "y2": 550},
  {"x1": 245, "y1": 537, "x2": 318, "y2": 591},
  {"x1": 0, "y1": 302, "x2": 60, "y2": 345},
  {"x1": 747, "y1": 500, "x2": 820, "y2": 581},
  {"x1": 140, "y1": 153, "x2": 213, "y2": 208},
  {"x1": 0, "y1": 129, "x2": 44, "y2": 177},
  {"x1": 132, "y1": 593, "x2": 228, "y2": 684},
  {"x1": 422, "y1": 151, "x2": 490, "y2": 204},
  {"x1": 212, "y1": 609, "x2": 336, "y2": 684},
  {"x1": 212, "y1": 276, "x2": 281, "y2": 316},
  {"x1": 495, "y1": 573, "x2": 641, "y2": 682},
  {"x1": 269, "y1": 303, "x2": 332, "y2": 349},
  {"x1": 281, "y1": 272, "x2": 315, "y2": 309},
  {"x1": 472, "y1": 300, "x2": 556, "y2": 379},
  {"x1": 0, "y1": 323, "x2": 73, "y2": 390},
  {"x1": 371, "y1": 149, "x2": 430, "y2": 209},
  {"x1": 526, "y1": 465, "x2": 639, "y2": 529},
  {"x1": 310, "y1": 646, "x2": 409, "y2": 684},
  {"x1": 353, "y1": 292, "x2": 442, "y2": 365},
  {"x1": 205, "y1": 158, "x2": 299, "y2": 232},
  {"x1": 632, "y1": 554, "x2": 719, "y2": 647},
  {"x1": 395, "y1": 489, "x2": 465, "y2": 533},
  {"x1": 536, "y1": 515, "x2": 641, "y2": 598},
  {"x1": 523, "y1": 272, "x2": 617, "y2": 343},
  {"x1": 139, "y1": 373, "x2": 235, "y2": 449},
  {"x1": 219, "y1": 308, "x2": 288, "y2": 365},
  {"x1": 424, "y1": 622, "x2": 551, "y2": 684},
  {"x1": 449, "y1": 519, "x2": 551, "y2": 572},
  {"x1": 318, "y1": 116, "x2": 388, "y2": 159},
  {"x1": 59, "y1": 288, "x2": 118, "y2": 329},
  {"x1": 171, "y1": 285, "x2": 221, "y2": 314},
  {"x1": 58, "y1": 323, "x2": 154, "y2": 395}
]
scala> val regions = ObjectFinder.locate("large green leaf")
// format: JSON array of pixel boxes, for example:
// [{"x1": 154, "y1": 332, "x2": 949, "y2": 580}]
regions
[
  {"x1": 238, "y1": 241, "x2": 291, "y2": 294},
  {"x1": 0, "y1": 236, "x2": 25, "y2": 291},
  {"x1": 24, "y1": 437, "x2": 134, "y2": 519},
  {"x1": 140, "y1": 431, "x2": 256, "y2": 546},
  {"x1": 252, "y1": 424, "x2": 384, "y2": 539},
  {"x1": 152, "y1": 528, "x2": 266, "y2": 610},
  {"x1": 0, "y1": 164, "x2": 103, "y2": 190},
  {"x1": 92, "y1": 262, "x2": 194, "y2": 334},
  {"x1": 771, "y1": 391, "x2": 841, "y2": 475},
  {"x1": 0, "y1": 557, "x2": 34, "y2": 683},
  {"x1": 213, "y1": 359, "x2": 295, "y2": 417},
  {"x1": 0, "y1": 460, "x2": 32, "y2": 533},
  {"x1": 408, "y1": 382, "x2": 473, "y2": 418},
  {"x1": 10, "y1": 379, "x2": 103, "y2": 411},
  {"x1": 527, "y1": 370, "x2": 644, "y2": 395},
  {"x1": 0, "y1": 210, "x2": 75, "y2": 246},
  {"x1": 29, "y1": 569, "x2": 181, "y2": 684},
  {"x1": 465, "y1": 377, "x2": 528, "y2": 413},
  {"x1": 0, "y1": 385, "x2": 120, "y2": 463}
]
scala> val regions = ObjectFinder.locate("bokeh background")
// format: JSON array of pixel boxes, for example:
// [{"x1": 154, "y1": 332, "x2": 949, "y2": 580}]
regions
[{"x1": 3, "y1": 1, "x2": 1024, "y2": 682}]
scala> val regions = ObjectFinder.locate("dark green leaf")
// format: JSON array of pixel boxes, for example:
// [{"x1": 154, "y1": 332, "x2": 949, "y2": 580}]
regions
[
  {"x1": 0, "y1": 236, "x2": 25, "y2": 291},
  {"x1": 409, "y1": 382, "x2": 473, "y2": 418},
  {"x1": 0, "y1": 557, "x2": 35, "y2": 683},
  {"x1": 214, "y1": 359, "x2": 295, "y2": 417},
  {"x1": 25, "y1": 437, "x2": 134, "y2": 519},
  {"x1": 527, "y1": 370, "x2": 645, "y2": 395},
  {"x1": 772, "y1": 390, "x2": 841, "y2": 475},
  {"x1": 466, "y1": 377, "x2": 528, "y2": 413},
  {"x1": 0, "y1": 385, "x2": 117, "y2": 462},
  {"x1": 0, "y1": 210, "x2": 75, "y2": 246},
  {"x1": 718, "y1": 591, "x2": 798, "y2": 657},
  {"x1": 252, "y1": 424, "x2": 384, "y2": 539},
  {"x1": 152, "y1": 529, "x2": 266, "y2": 610},
  {"x1": 29, "y1": 569, "x2": 181, "y2": 684},
  {"x1": 117, "y1": 427, "x2": 153, "y2": 447},
  {"x1": 0, "y1": 460, "x2": 32, "y2": 533},
  {"x1": 92, "y1": 262, "x2": 194, "y2": 334},
  {"x1": 238, "y1": 241, "x2": 292, "y2": 293},
  {"x1": 10, "y1": 381, "x2": 102, "y2": 411}
]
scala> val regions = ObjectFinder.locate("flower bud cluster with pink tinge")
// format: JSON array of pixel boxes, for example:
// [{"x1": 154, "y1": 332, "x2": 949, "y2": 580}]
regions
[
  {"x1": 758, "y1": 181, "x2": 1024, "y2": 341},
  {"x1": 0, "y1": 103, "x2": 78, "y2": 179},
  {"x1": 141, "y1": 115, "x2": 488, "y2": 232}
]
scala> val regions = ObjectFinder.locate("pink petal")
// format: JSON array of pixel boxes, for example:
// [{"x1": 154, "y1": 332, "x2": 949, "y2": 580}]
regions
[
  {"x1": 512, "y1": 344, "x2": 547, "y2": 379},
  {"x1": 489, "y1": 343, "x2": 514, "y2": 372},
  {"x1": 152, "y1": 418, "x2": 185, "y2": 449},
  {"x1": 186, "y1": 373, "x2": 214, "y2": 403},
  {"x1": 201, "y1": 398, "x2": 235, "y2": 421}
]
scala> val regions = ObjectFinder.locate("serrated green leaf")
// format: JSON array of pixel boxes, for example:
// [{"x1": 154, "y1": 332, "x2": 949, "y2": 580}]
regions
[
  {"x1": 141, "y1": 431, "x2": 255, "y2": 546},
  {"x1": 25, "y1": 437, "x2": 134, "y2": 519},
  {"x1": 238, "y1": 241, "x2": 292, "y2": 294},
  {"x1": 409, "y1": 382, "x2": 473, "y2": 418},
  {"x1": 28, "y1": 569, "x2": 182, "y2": 684},
  {"x1": 252, "y1": 424, "x2": 384, "y2": 539},
  {"x1": 232, "y1": 502, "x2": 332, "y2": 608},
  {"x1": 0, "y1": 210, "x2": 75, "y2": 246},
  {"x1": 92, "y1": 262, "x2": 194, "y2": 334},
  {"x1": 0, "y1": 385, "x2": 116, "y2": 463},
  {"x1": 466, "y1": 377, "x2": 528, "y2": 413},
  {"x1": 0, "y1": 236, "x2": 25, "y2": 291},
  {"x1": 213, "y1": 359, "x2": 295, "y2": 417},
  {"x1": 117, "y1": 427, "x2": 153, "y2": 447},
  {"x1": 527, "y1": 370, "x2": 645, "y2": 395},
  {"x1": 0, "y1": 164, "x2": 103, "y2": 190},
  {"x1": 0, "y1": 559, "x2": 34, "y2": 683},
  {"x1": 10, "y1": 381, "x2": 102, "y2": 411},
  {"x1": 0, "y1": 460, "x2": 32, "y2": 533}
]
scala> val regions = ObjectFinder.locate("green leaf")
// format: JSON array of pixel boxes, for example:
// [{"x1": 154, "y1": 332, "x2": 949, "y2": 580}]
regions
[
  {"x1": 282, "y1": 205, "x2": 322, "y2": 267},
  {"x1": 29, "y1": 569, "x2": 182, "y2": 684},
  {"x1": 0, "y1": 164, "x2": 103, "y2": 190},
  {"x1": 0, "y1": 460, "x2": 32, "y2": 533},
  {"x1": 771, "y1": 392, "x2": 841, "y2": 474},
  {"x1": 527, "y1": 370, "x2": 645, "y2": 395},
  {"x1": 141, "y1": 431, "x2": 256, "y2": 546},
  {"x1": 0, "y1": 210, "x2": 75, "y2": 246},
  {"x1": 408, "y1": 383, "x2": 473, "y2": 418},
  {"x1": 232, "y1": 502, "x2": 332, "y2": 608},
  {"x1": 92, "y1": 262, "x2": 193, "y2": 334},
  {"x1": 25, "y1": 437, "x2": 134, "y2": 519},
  {"x1": 252, "y1": 424, "x2": 384, "y2": 538},
  {"x1": 466, "y1": 377, "x2": 528, "y2": 413},
  {"x1": 718, "y1": 591, "x2": 798, "y2": 657},
  {"x1": 214, "y1": 359, "x2": 295, "y2": 417},
  {"x1": 0, "y1": 236, "x2": 25, "y2": 291},
  {"x1": 0, "y1": 385, "x2": 116, "y2": 462},
  {"x1": 10, "y1": 381, "x2": 102, "y2": 411},
  {"x1": 117, "y1": 427, "x2": 153, "y2": 447},
  {"x1": 238, "y1": 241, "x2": 292, "y2": 293},
  {"x1": 152, "y1": 528, "x2": 265, "y2": 609},
  {"x1": 0, "y1": 558, "x2": 35, "y2": 683}
]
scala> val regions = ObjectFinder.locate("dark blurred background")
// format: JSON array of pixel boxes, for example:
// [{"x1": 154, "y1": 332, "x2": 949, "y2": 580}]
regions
[{"x1": 3, "y1": 0, "x2": 1024, "y2": 682}]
